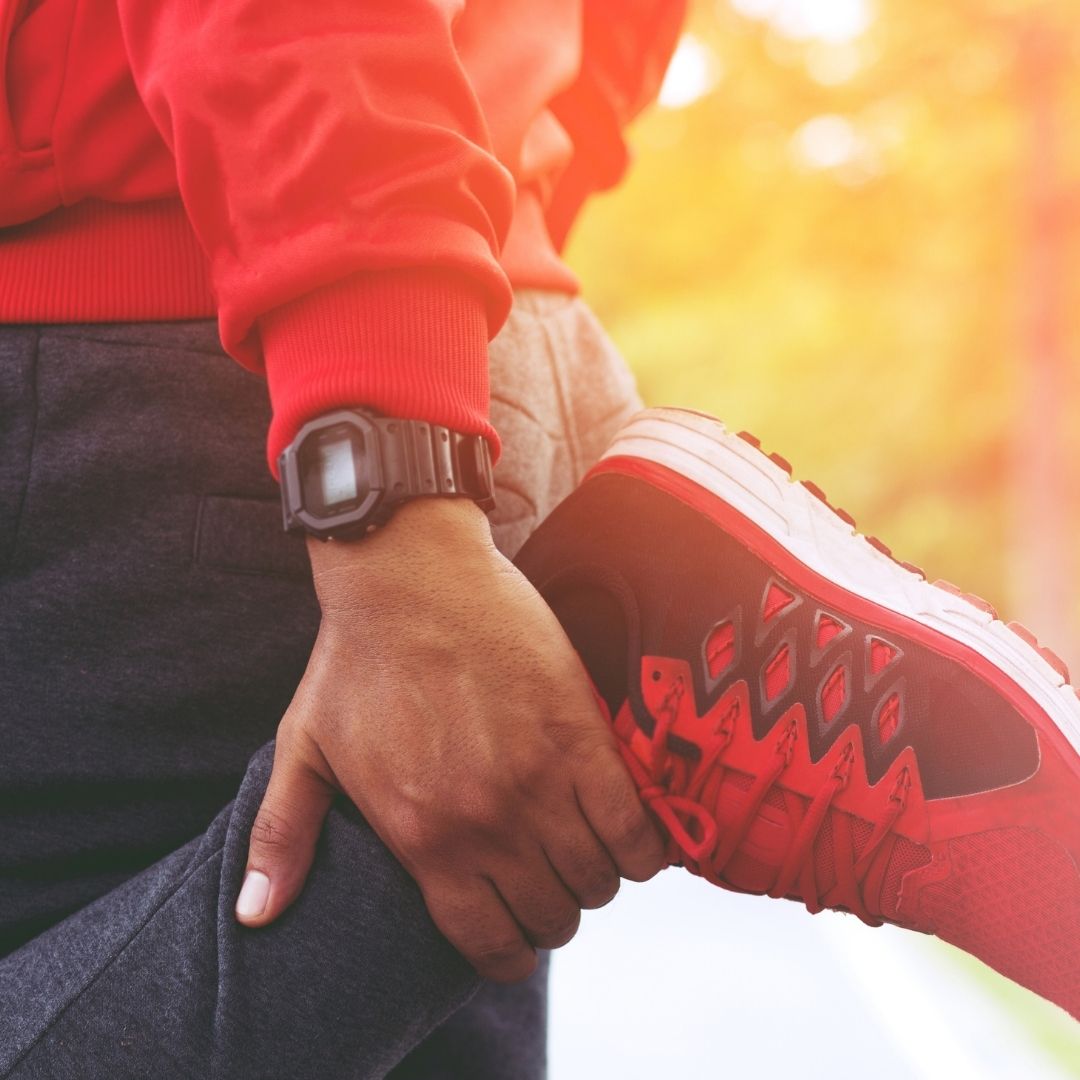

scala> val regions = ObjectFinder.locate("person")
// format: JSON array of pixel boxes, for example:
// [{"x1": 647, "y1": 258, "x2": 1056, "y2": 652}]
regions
[
  {"x1": 1, "y1": 2, "x2": 1077, "y2": 1076},
  {"x1": 0, "y1": 1, "x2": 685, "y2": 1075}
]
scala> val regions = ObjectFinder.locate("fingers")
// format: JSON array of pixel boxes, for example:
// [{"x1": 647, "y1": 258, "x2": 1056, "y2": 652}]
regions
[
  {"x1": 494, "y1": 851, "x2": 582, "y2": 950},
  {"x1": 423, "y1": 849, "x2": 581, "y2": 982},
  {"x1": 575, "y1": 749, "x2": 667, "y2": 883},
  {"x1": 235, "y1": 732, "x2": 335, "y2": 927},
  {"x1": 423, "y1": 878, "x2": 538, "y2": 983},
  {"x1": 542, "y1": 818, "x2": 621, "y2": 910}
]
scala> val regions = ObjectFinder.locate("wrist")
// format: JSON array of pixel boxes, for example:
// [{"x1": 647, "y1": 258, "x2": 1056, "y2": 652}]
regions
[{"x1": 306, "y1": 496, "x2": 496, "y2": 609}]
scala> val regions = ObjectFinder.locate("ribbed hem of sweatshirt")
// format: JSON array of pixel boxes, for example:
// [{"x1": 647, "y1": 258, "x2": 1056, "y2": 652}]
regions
[
  {"x1": 0, "y1": 200, "x2": 215, "y2": 322},
  {"x1": 260, "y1": 269, "x2": 500, "y2": 479}
]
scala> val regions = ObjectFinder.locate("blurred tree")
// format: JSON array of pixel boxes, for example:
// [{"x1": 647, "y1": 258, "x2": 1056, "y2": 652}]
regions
[
  {"x1": 1012, "y1": 7, "x2": 1074, "y2": 652},
  {"x1": 565, "y1": 0, "x2": 1080, "y2": 658}
]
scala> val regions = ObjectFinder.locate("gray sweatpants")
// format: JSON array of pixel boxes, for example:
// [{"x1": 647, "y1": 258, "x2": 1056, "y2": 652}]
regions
[{"x1": 0, "y1": 292, "x2": 643, "y2": 1079}]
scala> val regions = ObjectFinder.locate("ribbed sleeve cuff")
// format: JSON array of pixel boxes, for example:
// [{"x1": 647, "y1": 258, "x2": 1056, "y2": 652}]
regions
[{"x1": 260, "y1": 269, "x2": 500, "y2": 479}]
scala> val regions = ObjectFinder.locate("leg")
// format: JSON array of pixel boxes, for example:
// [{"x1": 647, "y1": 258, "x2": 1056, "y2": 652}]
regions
[
  {"x1": 0, "y1": 742, "x2": 479, "y2": 1078},
  {"x1": 0, "y1": 293, "x2": 647, "y2": 1077},
  {"x1": 0, "y1": 322, "x2": 478, "y2": 1078}
]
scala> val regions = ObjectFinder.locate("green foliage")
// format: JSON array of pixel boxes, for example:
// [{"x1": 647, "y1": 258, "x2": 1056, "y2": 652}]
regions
[{"x1": 566, "y1": 0, "x2": 1080, "y2": 618}]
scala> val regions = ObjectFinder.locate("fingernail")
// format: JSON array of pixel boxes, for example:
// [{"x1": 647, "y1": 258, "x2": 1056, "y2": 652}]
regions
[{"x1": 235, "y1": 870, "x2": 270, "y2": 919}]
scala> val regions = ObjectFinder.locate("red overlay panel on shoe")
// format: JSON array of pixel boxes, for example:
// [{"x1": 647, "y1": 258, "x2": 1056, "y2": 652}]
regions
[
  {"x1": 764, "y1": 643, "x2": 792, "y2": 702},
  {"x1": 763, "y1": 581, "x2": 797, "y2": 622},
  {"x1": 706, "y1": 621, "x2": 736, "y2": 680},
  {"x1": 821, "y1": 666, "x2": 847, "y2": 725},
  {"x1": 870, "y1": 637, "x2": 900, "y2": 676},
  {"x1": 878, "y1": 694, "x2": 901, "y2": 745},
  {"x1": 816, "y1": 613, "x2": 847, "y2": 650}
]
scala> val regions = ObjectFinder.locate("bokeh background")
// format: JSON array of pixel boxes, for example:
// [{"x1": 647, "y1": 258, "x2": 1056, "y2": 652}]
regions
[{"x1": 549, "y1": 0, "x2": 1080, "y2": 1076}]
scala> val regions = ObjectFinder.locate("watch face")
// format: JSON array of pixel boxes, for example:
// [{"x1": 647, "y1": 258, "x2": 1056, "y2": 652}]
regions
[
  {"x1": 298, "y1": 422, "x2": 369, "y2": 518},
  {"x1": 318, "y1": 437, "x2": 357, "y2": 505}
]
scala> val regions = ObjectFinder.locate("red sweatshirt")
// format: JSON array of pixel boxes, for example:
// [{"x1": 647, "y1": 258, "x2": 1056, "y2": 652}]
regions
[{"x1": 0, "y1": 0, "x2": 683, "y2": 473}]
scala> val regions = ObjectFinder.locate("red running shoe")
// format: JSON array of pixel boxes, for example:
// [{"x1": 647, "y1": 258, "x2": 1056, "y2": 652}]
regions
[{"x1": 514, "y1": 407, "x2": 1080, "y2": 1020}]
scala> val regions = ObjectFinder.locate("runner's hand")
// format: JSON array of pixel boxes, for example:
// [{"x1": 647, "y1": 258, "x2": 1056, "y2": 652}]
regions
[{"x1": 234, "y1": 497, "x2": 665, "y2": 982}]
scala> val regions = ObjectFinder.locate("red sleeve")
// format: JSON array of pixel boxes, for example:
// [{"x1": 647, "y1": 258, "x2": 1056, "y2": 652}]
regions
[
  {"x1": 547, "y1": 0, "x2": 686, "y2": 249},
  {"x1": 116, "y1": 0, "x2": 515, "y2": 475}
]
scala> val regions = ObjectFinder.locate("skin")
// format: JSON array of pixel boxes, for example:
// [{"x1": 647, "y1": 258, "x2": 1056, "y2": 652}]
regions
[{"x1": 234, "y1": 495, "x2": 666, "y2": 982}]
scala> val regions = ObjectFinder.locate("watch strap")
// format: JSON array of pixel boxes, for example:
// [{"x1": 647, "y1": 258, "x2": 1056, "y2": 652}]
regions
[{"x1": 371, "y1": 416, "x2": 496, "y2": 522}]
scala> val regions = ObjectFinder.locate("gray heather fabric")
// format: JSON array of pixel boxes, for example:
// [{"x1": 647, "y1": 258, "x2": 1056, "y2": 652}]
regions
[{"x1": 0, "y1": 291, "x2": 643, "y2": 1079}]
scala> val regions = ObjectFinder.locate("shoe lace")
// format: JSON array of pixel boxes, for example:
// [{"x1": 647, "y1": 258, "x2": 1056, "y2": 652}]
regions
[{"x1": 617, "y1": 677, "x2": 911, "y2": 926}]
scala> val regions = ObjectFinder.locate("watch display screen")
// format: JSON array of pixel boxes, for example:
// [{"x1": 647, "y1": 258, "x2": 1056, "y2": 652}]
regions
[
  {"x1": 298, "y1": 423, "x2": 370, "y2": 518},
  {"x1": 318, "y1": 437, "x2": 358, "y2": 507}
]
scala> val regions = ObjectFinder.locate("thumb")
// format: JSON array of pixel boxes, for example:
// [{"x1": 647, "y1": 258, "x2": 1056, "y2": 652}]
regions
[{"x1": 235, "y1": 733, "x2": 335, "y2": 927}]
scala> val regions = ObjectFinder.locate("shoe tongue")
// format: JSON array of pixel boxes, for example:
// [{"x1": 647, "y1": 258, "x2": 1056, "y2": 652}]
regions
[
  {"x1": 716, "y1": 782, "x2": 840, "y2": 897},
  {"x1": 704, "y1": 775, "x2": 930, "y2": 919}
]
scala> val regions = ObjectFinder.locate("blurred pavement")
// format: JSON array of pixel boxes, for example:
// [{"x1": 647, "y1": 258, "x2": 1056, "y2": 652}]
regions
[{"x1": 549, "y1": 868, "x2": 1078, "y2": 1079}]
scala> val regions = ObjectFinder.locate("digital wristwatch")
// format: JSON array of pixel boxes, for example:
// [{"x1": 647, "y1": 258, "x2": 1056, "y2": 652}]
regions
[{"x1": 278, "y1": 409, "x2": 496, "y2": 541}]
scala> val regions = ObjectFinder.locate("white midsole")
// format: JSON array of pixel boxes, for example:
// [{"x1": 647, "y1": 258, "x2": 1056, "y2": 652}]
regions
[{"x1": 598, "y1": 407, "x2": 1080, "y2": 757}]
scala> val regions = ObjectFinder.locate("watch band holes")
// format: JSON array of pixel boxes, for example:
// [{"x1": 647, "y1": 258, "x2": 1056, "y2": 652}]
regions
[{"x1": 440, "y1": 431, "x2": 448, "y2": 441}]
